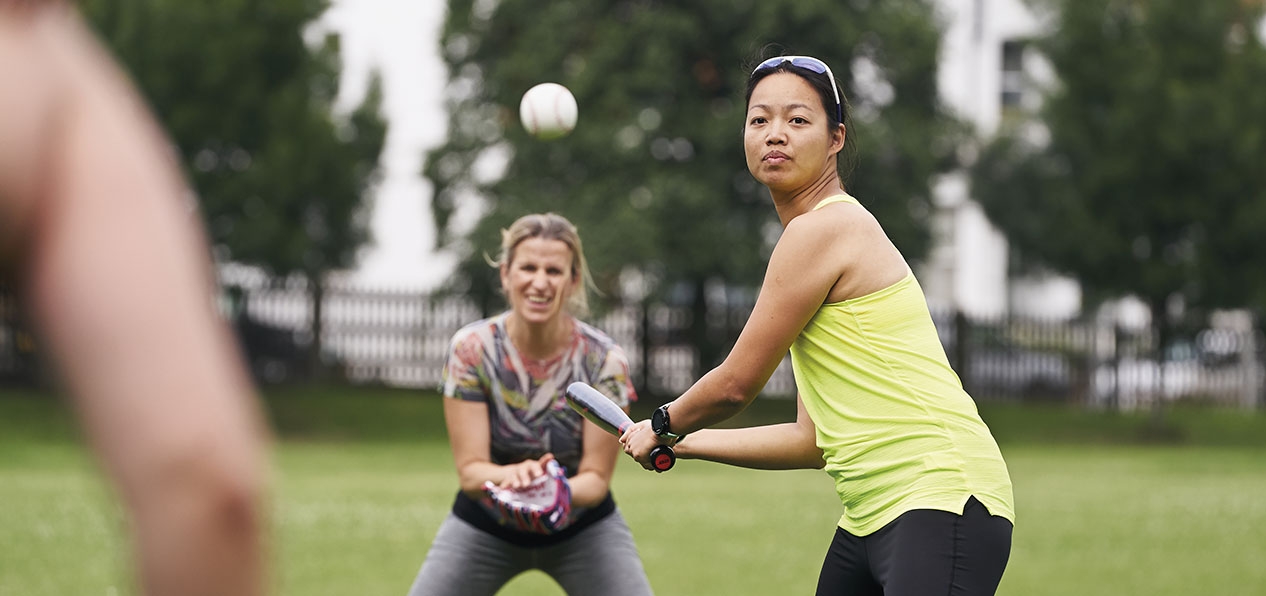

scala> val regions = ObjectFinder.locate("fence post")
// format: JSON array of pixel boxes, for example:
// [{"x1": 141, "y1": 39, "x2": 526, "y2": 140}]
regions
[
  {"x1": 1255, "y1": 312, "x2": 1266, "y2": 410},
  {"x1": 1110, "y1": 324, "x2": 1123, "y2": 412},
  {"x1": 640, "y1": 300, "x2": 652, "y2": 398}
]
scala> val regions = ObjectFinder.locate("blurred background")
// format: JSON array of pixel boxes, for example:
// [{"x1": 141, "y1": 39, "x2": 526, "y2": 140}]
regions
[
  {"x1": 3, "y1": 0, "x2": 1260, "y2": 409},
  {"x1": 3, "y1": 1, "x2": 1266, "y2": 594}
]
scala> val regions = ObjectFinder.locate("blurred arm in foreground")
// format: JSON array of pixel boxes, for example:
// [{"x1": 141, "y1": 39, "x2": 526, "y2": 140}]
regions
[{"x1": 0, "y1": 3, "x2": 269, "y2": 595}]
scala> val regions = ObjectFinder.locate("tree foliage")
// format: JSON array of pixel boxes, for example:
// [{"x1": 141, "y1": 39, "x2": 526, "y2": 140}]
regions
[
  {"x1": 80, "y1": 0, "x2": 387, "y2": 280},
  {"x1": 971, "y1": 0, "x2": 1266, "y2": 317},
  {"x1": 427, "y1": 0, "x2": 962, "y2": 371}
]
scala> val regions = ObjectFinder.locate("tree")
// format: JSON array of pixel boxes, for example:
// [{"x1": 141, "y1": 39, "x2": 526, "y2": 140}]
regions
[
  {"x1": 81, "y1": 0, "x2": 388, "y2": 378},
  {"x1": 972, "y1": 1, "x2": 1266, "y2": 342},
  {"x1": 427, "y1": 0, "x2": 963, "y2": 383}
]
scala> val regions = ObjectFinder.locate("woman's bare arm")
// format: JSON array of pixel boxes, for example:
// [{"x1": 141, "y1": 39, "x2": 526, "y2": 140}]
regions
[{"x1": 2, "y1": 6, "x2": 269, "y2": 595}]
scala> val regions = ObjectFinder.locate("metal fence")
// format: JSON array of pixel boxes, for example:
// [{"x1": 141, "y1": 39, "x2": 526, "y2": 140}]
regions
[
  {"x1": 3, "y1": 281, "x2": 1263, "y2": 409},
  {"x1": 940, "y1": 310, "x2": 1265, "y2": 410}
]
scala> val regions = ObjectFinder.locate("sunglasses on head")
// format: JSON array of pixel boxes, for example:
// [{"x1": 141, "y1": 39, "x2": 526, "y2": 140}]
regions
[{"x1": 752, "y1": 55, "x2": 843, "y2": 122}]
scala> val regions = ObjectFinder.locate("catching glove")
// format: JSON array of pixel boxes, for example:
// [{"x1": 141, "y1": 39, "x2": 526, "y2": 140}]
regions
[{"x1": 481, "y1": 459, "x2": 573, "y2": 534}]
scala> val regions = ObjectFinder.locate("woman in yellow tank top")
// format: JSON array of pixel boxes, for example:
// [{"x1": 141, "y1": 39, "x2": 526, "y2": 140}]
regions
[{"x1": 620, "y1": 55, "x2": 1015, "y2": 596}]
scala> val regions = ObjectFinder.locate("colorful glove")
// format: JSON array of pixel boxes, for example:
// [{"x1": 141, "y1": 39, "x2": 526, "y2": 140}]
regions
[{"x1": 481, "y1": 459, "x2": 573, "y2": 534}]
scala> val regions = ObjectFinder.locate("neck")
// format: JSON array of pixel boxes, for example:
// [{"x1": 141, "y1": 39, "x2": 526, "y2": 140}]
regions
[
  {"x1": 770, "y1": 170, "x2": 845, "y2": 228},
  {"x1": 506, "y1": 313, "x2": 573, "y2": 360}
]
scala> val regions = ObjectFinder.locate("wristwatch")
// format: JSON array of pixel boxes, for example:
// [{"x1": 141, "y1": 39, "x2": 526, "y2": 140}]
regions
[{"x1": 651, "y1": 402, "x2": 686, "y2": 445}]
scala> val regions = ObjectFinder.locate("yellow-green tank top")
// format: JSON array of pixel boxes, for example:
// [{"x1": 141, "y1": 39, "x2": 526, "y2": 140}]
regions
[{"x1": 791, "y1": 194, "x2": 1015, "y2": 536}]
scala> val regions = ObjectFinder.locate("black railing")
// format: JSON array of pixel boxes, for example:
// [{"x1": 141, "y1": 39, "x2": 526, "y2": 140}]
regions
[{"x1": 3, "y1": 282, "x2": 1263, "y2": 409}]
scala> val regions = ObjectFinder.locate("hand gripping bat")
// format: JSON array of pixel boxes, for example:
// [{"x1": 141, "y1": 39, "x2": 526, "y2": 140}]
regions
[{"x1": 565, "y1": 382, "x2": 675, "y2": 472}]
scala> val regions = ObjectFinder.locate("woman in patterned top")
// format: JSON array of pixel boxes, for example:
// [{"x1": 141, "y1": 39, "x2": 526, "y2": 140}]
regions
[{"x1": 406, "y1": 213, "x2": 653, "y2": 596}]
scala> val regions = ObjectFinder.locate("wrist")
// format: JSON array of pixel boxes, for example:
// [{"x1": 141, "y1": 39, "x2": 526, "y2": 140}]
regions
[
  {"x1": 666, "y1": 430, "x2": 688, "y2": 450},
  {"x1": 652, "y1": 402, "x2": 687, "y2": 444}
]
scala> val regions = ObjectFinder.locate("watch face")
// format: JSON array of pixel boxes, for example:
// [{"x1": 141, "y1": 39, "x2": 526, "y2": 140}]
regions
[{"x1": 652, "y1": 405, "x2": 668, "y2": 435}]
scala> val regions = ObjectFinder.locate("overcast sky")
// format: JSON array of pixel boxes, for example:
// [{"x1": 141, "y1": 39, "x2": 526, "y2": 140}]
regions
[{"x1": 318, "y1": 0, "x2": 453, "y2": 290}]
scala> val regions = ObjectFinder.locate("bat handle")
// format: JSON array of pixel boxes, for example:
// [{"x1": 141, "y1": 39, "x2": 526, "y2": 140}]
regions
[{"x1": 649, "y1": 444, "x2": 675, "y2": 472}]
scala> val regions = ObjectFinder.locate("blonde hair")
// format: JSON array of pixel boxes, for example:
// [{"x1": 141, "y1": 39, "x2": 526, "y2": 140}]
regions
[{"x1": 491, "y1": 213, "x2": 596, "y2": 318}]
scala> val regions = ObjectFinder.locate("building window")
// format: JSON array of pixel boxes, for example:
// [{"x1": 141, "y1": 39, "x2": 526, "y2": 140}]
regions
[{"x1": 1000, "y1": 39, "x2": 1027, "y2": 113}]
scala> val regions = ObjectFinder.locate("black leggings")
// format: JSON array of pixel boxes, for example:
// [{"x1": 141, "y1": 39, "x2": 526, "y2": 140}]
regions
[{"x1": 816, "y1": 496, "x2": 1013, "y2": 596}]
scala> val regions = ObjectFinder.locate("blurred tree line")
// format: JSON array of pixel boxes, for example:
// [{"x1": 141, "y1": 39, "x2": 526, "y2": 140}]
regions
[
  {"x1": 66, "y1": 0, "x2": 1266, "y2": 392},
  {"x1": 972, "y1": 0, "x2": 1266, "y2": 364},
  {"x1": 426, "y1": 0, "x2": 964, "y2": 376},
  {"x1": 80, "y1": 0, "x2": 387, "y2": 373}
]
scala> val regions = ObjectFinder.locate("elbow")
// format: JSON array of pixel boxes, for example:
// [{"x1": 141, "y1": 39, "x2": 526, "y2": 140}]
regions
[
  {"x1": 456, "y1": 464, "x2": 489, "y2": 498},
  {"x1": 130, "y1": 444, "x2": 269, "y2": 544},
  {"x1": 126, "y1": 449, "x2": 268, "y2": 596},
  {"x1": 700, "y1": 360, "x2": 761, "y2": 414},
  {"x1": 198, "y1": 440, "x2": 268, "y2": 540},
  {"x1": 713, "y1": 374, "x2": 758, "y2": 413},
  {"x1": 459, "y1": 480, "x2": 485, "y2": 499},
  {"x1": 192, "y1": 452, "x2": 268, "y2": 537},
  {"x1": 204, "y1": 468, "x2": 267, "y2": 543},
  {"x1": 567, "y1": 471, "x2": 613, "y2": 508},
  {"x1": 716, "y1": 390, "x2": 751, "y2": 414}
]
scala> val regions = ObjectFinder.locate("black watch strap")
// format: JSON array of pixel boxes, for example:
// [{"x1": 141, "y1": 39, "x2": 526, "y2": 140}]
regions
[{"x1": 653, "y1": 403, "x2": 686, "y2": 443}]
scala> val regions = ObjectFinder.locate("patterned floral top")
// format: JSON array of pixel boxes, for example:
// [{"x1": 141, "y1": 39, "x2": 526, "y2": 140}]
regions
[{"x1": 442, "y1": 312, "x2": 637, "y2": 475}]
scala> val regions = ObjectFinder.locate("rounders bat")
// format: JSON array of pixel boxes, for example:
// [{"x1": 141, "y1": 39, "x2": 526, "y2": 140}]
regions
[{"x1": 565, "y1": 382, "x2": 675, "y2": 472}]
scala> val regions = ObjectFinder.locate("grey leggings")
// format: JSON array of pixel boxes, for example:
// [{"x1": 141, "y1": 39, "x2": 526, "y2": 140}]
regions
[{"x1": 406, "y1": 510, "x2": 653, "y2": 596}]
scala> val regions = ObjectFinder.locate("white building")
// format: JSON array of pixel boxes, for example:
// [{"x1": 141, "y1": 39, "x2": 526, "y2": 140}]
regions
[{"x1": 920, "y1": 0, "x2": 1082, "y2": 320}]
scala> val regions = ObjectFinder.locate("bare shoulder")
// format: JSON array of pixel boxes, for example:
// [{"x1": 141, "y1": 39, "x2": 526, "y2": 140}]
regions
[
  {"x1": 786, "y1": 198, "x2": 886, "y2": 252},
  {"x1": 796, "y1": 198, "x2": 908, "y2": 301}
]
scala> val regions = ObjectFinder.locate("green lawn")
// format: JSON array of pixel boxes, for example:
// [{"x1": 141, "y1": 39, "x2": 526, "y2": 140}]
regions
[{"x1": 2, "y1": 386, "x2": 1266, "y2": 595}]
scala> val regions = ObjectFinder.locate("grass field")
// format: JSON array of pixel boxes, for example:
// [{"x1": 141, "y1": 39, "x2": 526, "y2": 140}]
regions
[{"x1": 2, "y1": 386, "x2": 1266, "y2": 595}]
